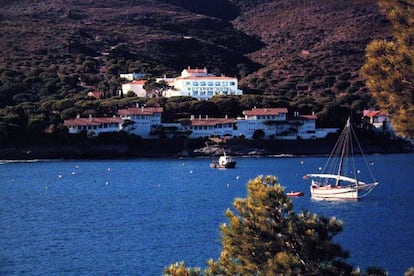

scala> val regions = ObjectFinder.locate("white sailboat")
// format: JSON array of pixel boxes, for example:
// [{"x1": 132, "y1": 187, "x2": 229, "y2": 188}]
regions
[{"x1": 303, "y1": 117, "x2": 379, "y2": 200}]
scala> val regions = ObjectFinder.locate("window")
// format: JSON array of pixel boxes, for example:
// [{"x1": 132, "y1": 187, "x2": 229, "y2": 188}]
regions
[
  {"x1": 193, "y1": 82, "x2": 198, "y2": 86},
  {"x1": 230, "y1": 81, "x2": 235, "y2": 86},
  {"x1": 222, "y1": 81, "x2": 228, "y2": 86},
  {"x1": 215, "y1": 81, "x2": 221, "y2": 86},
  {"x1": 186, "y1": 81, "x2": 191, "y2": 86},
  {"x1": 200, "y1": 81, "x2": 206, "y2": 86},
  {"x1": 208, "y1": 81, "x2": 213, "y2": 86}
]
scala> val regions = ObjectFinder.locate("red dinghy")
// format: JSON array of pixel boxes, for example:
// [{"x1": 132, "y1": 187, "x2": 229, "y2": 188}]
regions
[{"x1": 287, "y1": 191, "x2": 304, "y2": 197}]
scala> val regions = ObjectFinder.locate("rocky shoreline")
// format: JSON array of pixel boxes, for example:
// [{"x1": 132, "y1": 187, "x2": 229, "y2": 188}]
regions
[{"x1": 0, "y1": 137, "x2": 412, "y2": 160}]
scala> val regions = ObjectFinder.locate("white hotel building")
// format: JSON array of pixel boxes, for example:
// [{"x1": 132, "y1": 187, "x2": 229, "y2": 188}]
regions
[
  {"x1": 162, "y1": 67, "x2": 243, "y2": 100},
  {"x1": 64, "y1": 107, "x2": 337, "y2": 140}
]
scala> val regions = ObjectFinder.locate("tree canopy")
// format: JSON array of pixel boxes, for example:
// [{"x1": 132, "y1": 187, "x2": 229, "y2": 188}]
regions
[{"x1": 361, "y1": 0, "x2": 414, "y2": 138}]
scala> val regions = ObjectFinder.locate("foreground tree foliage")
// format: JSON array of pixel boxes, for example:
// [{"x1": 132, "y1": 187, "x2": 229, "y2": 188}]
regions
[
  {"x1": 164, "y1": 175, "x2": 374, "y2": 275},
  {"x1": 361, "y1": 0, "x2": 414, "y2": 138},
  {"x1": 205, "y1": 175, "x2": 353, "y2": 275},
  {"x1": 164, "y1": 262, "x2": 200, "y2": 276},
  {"x1": 406, "y1": 267, "x2": 414, "y2": 276}
]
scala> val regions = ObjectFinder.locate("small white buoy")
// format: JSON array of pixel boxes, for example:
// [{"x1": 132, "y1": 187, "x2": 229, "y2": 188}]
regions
[
  {"x1": 71, "y1": 171, "x2": 76, "y2": 175},
  {"x1": 318, "y1": 167, "x2": 322, "y2": 171},
  {"x1": 58, "y1": 174, "x2": 62, "y2": 178},
  {"x1": 189, "y1": 170, "x2": 193, "y2": 174},
  {"x1": 105, "y1": 181, "x2": 109, "y2": 186},
  {"x1": 300, "y1": 160, "x2": 304, "y2": 165},
  {"x1": 236, "y1": 176, "x2": 240, "y2": 180},
  {"x1": 75, "y1": 165, "x2": 80, "y2": 169},
  {"x1": 357, "y1": 170, "x2": 361, "y2": 174},
  {"x1": 107, "y1": 168, "x2": 111, "y2": 172},
  {"x1": 226, "y1": 183, "x2": 230, "y2": 188},
  {"x1": 44, "y1": 185, "x2": 49, "y2": 190}
]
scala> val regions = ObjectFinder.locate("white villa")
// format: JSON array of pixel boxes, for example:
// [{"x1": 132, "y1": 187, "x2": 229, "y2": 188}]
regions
[
  {"x1": 183, "y1": 115, "x2": 236, "y2": 138},
  {"x1": 162, "y1": 67, "x2": 243, "y2": 100},
  {"x1": 236, "y1": 108, "x2": 289, "y2": 138},
  {"x1": 292, "y1": 113, "x2": 338, "y2": 140},
  {"x1": 118, "y1": 106, "x2": 163, "y2": 139},
  {"x1": 64, "y1": 116, "x2": 122, "y2": 136},
  {"x1": 120, "y1": 72, "x2": 146, "y2": 81},
  {"x1": 121, "y1": 80, "x2": 147, "y2": 97},
  {"x1": 236, "y1": 108, "x2": 337, "y2": 140},
  {"x1": 363, "y1": 109, "x2": 394, "y2": 135}
]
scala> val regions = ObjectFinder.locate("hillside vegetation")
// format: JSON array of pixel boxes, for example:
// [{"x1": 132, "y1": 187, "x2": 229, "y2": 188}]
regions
[{"x1": 0, "y1": 0, "x2": 392, "y2": 138}]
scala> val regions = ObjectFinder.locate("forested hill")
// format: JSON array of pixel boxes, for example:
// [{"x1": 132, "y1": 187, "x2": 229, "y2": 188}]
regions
[
  {"x1": 230, "y1": 0, "x2": 391, "y2": 95},
  {"x1": 0, "y1": 0, "x2": 391, "y2": 127}
]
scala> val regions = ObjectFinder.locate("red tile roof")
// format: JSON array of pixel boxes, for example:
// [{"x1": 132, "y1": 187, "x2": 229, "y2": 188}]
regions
[
  {"x1": 64, "y1": 117, "x2": 122, "y2": 127},
  {"x1": 363, "y1": 110, "x2": 388, "y2": 117},
  {"x1": 190, "y1": 118, "x2": 236, "y2": 126},
  {"x1": 87, "y1": 91, "x2": 103, "y2": 99},
  {"x1": 177, "y1": 76, "x2": 235, "y2": 81},
  {"x1": 243, "y1": 108, "x2": 288, "y2": 116},
  {"x1": 295, "y1": 114, "x2": 317, "y2": 120},
  {"x1": 118, "y1": 107, "x2": 163, "y2": 116}
]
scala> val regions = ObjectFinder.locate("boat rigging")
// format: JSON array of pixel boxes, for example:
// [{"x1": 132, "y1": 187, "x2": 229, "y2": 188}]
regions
[{"x1": 303, "y1": 117, "x2": 379, "y2": 200}]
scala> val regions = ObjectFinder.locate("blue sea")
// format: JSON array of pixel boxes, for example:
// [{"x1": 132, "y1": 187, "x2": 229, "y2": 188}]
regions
[{"x1": 1, "y1": 153, "x2": 413, "y2": 275}]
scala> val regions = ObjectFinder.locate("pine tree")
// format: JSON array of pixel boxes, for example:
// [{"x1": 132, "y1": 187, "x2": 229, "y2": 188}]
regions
[
  {"x1": 361, "y1": 0, "x2": 414, "y2": 138},
  {"x1": 204, "y1": 175, "x2": 352, "y2": 275}
]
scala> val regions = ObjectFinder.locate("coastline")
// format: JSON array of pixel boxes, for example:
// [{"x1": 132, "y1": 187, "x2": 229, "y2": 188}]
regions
[{"x1": 0, "y1": 137, "x2": 411, "y2": 160}]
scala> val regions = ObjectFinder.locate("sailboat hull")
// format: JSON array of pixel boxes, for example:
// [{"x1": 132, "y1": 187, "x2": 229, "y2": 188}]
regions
[
  {"x1": 309, "y1": 180, "x2": 379, "y2": 200},
  {"x1": 310, "y1": 184, "x2": 358, "y2": 200}
]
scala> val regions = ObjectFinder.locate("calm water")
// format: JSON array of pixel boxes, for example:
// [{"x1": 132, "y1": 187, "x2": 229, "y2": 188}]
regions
[{"x1": 1, "y1": 153, "x2": 413, "y2": 275}]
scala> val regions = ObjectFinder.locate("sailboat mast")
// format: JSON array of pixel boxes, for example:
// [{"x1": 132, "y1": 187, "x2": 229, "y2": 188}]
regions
[{"x1": 335, "y1": 118, "x2": 350, "y2": 186}]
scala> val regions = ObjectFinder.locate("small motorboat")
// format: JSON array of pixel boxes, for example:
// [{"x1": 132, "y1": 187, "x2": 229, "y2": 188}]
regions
[
  {"x1": 210, "y1": 151, "x2": 236, "y2": 169},
  {"x1": 287, "y1": 191, "x2": 305, "y2": 197}
]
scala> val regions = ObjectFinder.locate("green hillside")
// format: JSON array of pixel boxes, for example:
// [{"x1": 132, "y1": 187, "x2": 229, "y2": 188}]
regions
[{"x1": 0, "y1": 0, "x2": 391, "y2": 134}]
